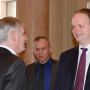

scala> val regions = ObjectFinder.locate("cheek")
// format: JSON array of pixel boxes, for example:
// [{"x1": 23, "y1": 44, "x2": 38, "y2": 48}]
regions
[
  {"x1": 34, "y1": 52, "x2": 39, "y2": 56},
  {"x1": 44, "y1": 51, "x2": 49, "y2": 56},
  {"x1": 72, "y1": 30, "x2": 75, "y2": 34},
  {"x1": 72, "y1": 31, "x2": 75, "y2": 37}
]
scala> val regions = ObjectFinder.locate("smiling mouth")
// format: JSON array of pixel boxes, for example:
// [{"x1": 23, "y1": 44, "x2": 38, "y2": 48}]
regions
[
  {"x1": 75, "y1": 33, "x2": 82, "y2": 37},
  {"x1": 76, "y1": 34, "x2": 79, "y2": 37}
]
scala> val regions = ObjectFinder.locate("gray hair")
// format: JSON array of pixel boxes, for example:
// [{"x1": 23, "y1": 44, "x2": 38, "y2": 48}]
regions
[
  {"x1": 0, "y1": 17, "x2": 24, "y2": 43},
  {"x1": 33, "y1": 36, "x2": 50, "y2": 51}
]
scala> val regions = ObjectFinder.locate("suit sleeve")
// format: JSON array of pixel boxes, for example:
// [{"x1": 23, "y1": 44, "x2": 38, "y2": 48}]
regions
[
  {"x1": 53, "y1": 54, "x2": 63, "y2": 90},
  {"x1": 2, "y1": 59, "x2": 29, "y2": 90}
]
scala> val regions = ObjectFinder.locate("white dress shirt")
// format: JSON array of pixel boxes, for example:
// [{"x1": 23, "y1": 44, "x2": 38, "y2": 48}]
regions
[
  {"x1": 0, "y1": 45, "x2": 16, "y2": 55},
  {"x1": 75, "y1": 44, "x2": 90, "y2": 90}
]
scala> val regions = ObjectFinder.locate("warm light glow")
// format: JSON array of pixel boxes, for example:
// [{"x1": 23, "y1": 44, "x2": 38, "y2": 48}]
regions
[
  {"x1": 87, "y1": 1, "x2": 90, "y2": 8},
  {"x1": 0, "y1": 0, "x2": 16, "y2": 19},
  {"x1": 0, "y1": 1, "x2": 1, "y2": 18}
]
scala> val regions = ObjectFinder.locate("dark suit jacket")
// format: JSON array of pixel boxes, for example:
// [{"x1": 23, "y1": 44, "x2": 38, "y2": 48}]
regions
[
  {"x1": 26, "y1": 58, "x2": 58, "y2": 90},
  {"x1": 0, "y1": 47, "x2": 28, "y2": 90},
  {"x1": 54, "y1": 46, "x2": 90, "y2": 90}
]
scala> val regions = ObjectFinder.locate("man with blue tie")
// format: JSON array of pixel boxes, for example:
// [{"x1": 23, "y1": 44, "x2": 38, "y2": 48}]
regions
[
  {"x1": 26, "y1": 36, "x2": 58, "y2": 90},
  {"x1": 54, "y1": 8, "x2": 90, "y2": 90}
]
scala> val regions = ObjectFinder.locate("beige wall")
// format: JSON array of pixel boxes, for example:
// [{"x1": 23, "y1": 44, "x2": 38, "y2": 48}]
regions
[
  {"x1": 49, "y1": 0, "x2": 87, "y2": 60},
  {"x1": 16, "y1": 0, "x2": 87, "y2": 65},
  {"x1": 17, "y1": 0, "x2": 49, "y2": 65}
]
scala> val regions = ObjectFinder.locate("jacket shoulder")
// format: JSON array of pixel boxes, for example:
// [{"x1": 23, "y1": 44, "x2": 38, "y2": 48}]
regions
[
  {"x1": 52, "y1": 59, "x2": 59, "y2": 64},
  {"x1": 26, "y1": 62, "x2": 37, "y2": 74},
  {"x1": 61, "y1": 46, "x2": 79, "y2": 56},
  {"x1": 26, "y1": 62, "x2": 37, "y2": 69}
]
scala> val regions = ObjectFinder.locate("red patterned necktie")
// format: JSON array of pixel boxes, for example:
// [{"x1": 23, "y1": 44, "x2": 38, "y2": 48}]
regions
[{"x1": 74, "y1": 48, "x2": 88, "y2": 90}]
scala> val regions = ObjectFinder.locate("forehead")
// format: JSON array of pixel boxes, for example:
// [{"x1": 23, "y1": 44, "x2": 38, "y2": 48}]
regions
[
  {"x1": 35, "y1": 39, "x2": 49, "y2": 47},
  {"x1": 72, "y1": 13, "x2": 89, "y2": 24}
]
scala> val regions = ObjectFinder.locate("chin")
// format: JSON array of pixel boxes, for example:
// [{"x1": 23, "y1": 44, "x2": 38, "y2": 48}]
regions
[
  {"x1": 22, "y1": 47, "x2": 25, "y2": 51},
  {"x1": 20, "y1": 49, "x2": 25, "y2": 53},
  {"x1": 40, "y1": 60, "x2": 45, "y2": 62},
  {"x1": 76, "y1": 38, "x2": 81, "y2": 42}
]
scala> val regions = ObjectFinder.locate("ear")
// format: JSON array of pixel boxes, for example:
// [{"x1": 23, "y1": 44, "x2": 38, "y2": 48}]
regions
[
  {"x1": 49, "y1": 46, "x2": 52, "y2": 53},
  {"x1": 10, "y1": 30, "x2": 16, "y2": 41},
  {"x1": 33, "y1": 51, "x2": 38, "y2": 60},
  {"x1": 33, "y1": 50, "x2": 35, "y2": 56}
]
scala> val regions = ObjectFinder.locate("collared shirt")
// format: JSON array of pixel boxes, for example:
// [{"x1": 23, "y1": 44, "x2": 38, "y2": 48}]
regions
[
  {"x1": 0, "y1": 45, "x2": 16, "y2": 55},
  {"x1": 75, "y1": 44, "x2": 90, "y2": 90},
  {"x1": 37, "y1": 58, "x2": 52, "y2": 90}
]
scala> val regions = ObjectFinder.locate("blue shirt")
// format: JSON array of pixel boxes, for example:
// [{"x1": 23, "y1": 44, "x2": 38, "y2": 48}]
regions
[{"x1": 37, "y1": 58, "x2": 52, "y2": 90}]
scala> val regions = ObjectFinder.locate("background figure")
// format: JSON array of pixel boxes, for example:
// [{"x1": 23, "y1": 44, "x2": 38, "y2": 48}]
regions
[
  {"x1": 0, "y1": 17, "x2": 28, "y2": 90},
  {"x1": 26, "y1": 36, "x2": 58, "y2": 90},
  {"x1": 54, "y1": 8, "x2": 90, "y2": 90}
]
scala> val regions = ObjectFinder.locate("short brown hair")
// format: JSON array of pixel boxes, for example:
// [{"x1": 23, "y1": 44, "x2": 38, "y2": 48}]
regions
[{"x1": 74, "y1": 8, "x2": 90, "y2": 22}]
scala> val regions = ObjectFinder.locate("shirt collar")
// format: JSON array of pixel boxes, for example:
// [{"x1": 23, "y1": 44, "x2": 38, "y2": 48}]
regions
[
  {"x1": 0, "y1": 45, "x2": 16, "y2": 55},
  {"x1": 79, "y1": 44, "x2": 90, "y2": 53}
]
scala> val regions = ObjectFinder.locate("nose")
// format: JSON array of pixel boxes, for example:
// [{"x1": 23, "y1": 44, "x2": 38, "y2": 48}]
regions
[
  {"x1": 72, "y1": 27, "x2": 80, "y2": 32},
  {"x1": 38, "y1": 49, "x2": 43, "y2": 54},
  {"x1": 25, "y1": 36, "x2": 28, "y2": 42}
]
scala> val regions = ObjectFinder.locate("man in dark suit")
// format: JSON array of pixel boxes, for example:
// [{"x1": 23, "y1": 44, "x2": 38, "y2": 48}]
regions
[
  {"x1": 54, "y1": 8, "x2": 90, "y2": 90},
  {"x1": 26, "y1": 36, "x2": 58, "y2": 90},
  {"x1": 0, "y1": 17, "x2": 28, "y2": 90}
]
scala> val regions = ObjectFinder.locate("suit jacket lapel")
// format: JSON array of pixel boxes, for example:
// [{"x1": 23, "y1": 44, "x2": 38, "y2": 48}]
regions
[
  {"x1": 0, "y1": 47, "x2": 17, "y2": 89},
  {"x1": 33, "y1": 63, "x2": 38, "y2": 90},
  {"x1": 0, "y1": 48, "x2": 17, "y2": 75},
  {"x1": 71, "y1": 46, "x2": 79, "y2": 89},
  {"x1": 84, "y1": 64, "x2": 90, "y2": 90},
  {"x1": 60, "y1": 46, "x2": 79, "y2": 90},
  {"x1": 50, "y1": 59, "x2": 58, "y2": 90}
]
